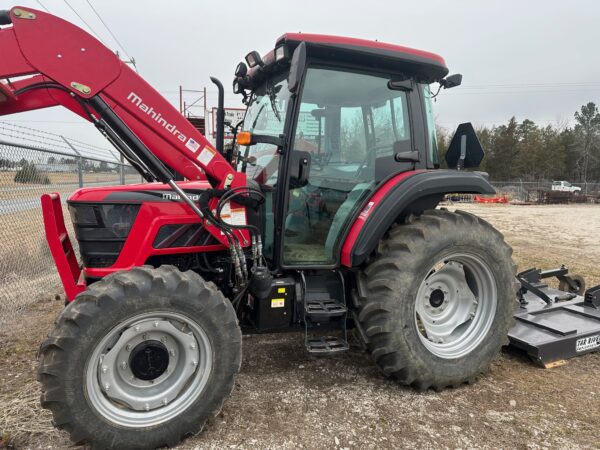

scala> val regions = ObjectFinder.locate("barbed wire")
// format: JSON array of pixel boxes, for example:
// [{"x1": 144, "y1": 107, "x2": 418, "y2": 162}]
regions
[{"x1": 0, "y1": 121, "x2": 118, "y2": 163}]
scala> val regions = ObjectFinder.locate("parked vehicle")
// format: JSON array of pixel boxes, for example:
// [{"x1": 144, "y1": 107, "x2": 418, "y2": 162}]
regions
[{"x1": 552, "y1": 180, "x2": 581, "y2": 193}]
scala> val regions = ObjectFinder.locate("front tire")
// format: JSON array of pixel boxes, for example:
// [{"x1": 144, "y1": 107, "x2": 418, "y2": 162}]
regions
[
  {"x1": 355, "y1": 209, "x2": 518, "y2": 390},
  {"x1": 38, "y1": 265, "x2": 241, "y2": 449}
]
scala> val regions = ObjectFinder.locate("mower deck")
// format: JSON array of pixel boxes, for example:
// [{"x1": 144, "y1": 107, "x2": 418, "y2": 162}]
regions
[{"x1": 509, "y1": 269, "x2": 600, "y2": 367}]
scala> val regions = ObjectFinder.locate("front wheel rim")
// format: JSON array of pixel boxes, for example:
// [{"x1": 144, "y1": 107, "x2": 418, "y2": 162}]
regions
[
  {"x1": 414, "y1": 253, "x2": 497, "y2": 359},
  {"x1": 85, "y1": 311, "x2": 213, "y2": 428}
]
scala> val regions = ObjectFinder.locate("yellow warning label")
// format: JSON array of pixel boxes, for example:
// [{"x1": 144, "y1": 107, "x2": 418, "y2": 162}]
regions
[
  {"x1": 277, "y1": 287, "x2": 286, "y2": 294},
  {"x1": 271, "y1": 298, "x2": 285, "y2": 308}
]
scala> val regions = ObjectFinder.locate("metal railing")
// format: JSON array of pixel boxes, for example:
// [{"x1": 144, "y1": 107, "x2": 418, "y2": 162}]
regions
[{"x1": 0, "y1": 122, "x2": 141, "y2": 326}]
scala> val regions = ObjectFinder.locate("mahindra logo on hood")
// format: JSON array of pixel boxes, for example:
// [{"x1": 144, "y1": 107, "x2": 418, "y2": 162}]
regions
[{"x1": 127, "y1": 92, "x2": 187, "y2": 143}]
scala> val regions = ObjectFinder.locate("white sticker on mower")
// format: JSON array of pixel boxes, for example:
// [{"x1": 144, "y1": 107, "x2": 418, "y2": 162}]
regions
[
  {"x1": 576, "y1": 335, "x2": 600, "y2": 352},
  {"x1": 196, "y1": 146, "x2": 216, "y2": 166},
  {"x1": 186, "y1": 138, "x2": 200, "y2": 152},
  {"x1": 219, "y1": 202, "x2": 246, "y2": 226}
]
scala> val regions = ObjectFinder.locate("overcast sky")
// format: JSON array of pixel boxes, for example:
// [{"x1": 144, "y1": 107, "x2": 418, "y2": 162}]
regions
[{"x1": 5, "y1": 0, "x2": 600, "y2": 149}]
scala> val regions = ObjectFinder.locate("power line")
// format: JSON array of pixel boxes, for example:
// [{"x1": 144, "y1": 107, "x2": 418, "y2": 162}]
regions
[
  {"x1": 458, "y1": 82, "x2": 600, "y2": 89},
  {"x1": 62, "y1": 0, "x2": 105, "y2": 44},
  {"x1": 85, "y1": 0, "x2": 134, "y2": 64},
  {"x1": 443, "y1": 88, "x2": 600, "y2": 96},
  {"x1": 35, "y1": 0, "x2": 50, "y2": 12}
]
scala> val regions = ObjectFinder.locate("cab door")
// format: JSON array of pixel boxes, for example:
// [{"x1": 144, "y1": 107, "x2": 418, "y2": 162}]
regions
[{"x1": 279, "y1": 66, "x2": 423, "y2": 267}]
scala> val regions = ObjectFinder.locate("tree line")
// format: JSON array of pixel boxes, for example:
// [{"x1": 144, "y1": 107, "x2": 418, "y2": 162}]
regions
[
  {"x1": 0, "y1": 156, "x2": 113, "y2": 172},
  {"x1": 437, "y1": 102, "x2": 600, "y2": 183}
]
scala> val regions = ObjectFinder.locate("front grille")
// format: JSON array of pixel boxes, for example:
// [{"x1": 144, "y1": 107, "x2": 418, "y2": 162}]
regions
[{"x1": 68, "y1": 203, "x2": 140, "y2": 268}]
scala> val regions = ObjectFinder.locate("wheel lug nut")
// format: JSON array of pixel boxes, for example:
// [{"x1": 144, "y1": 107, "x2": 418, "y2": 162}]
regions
[
  {"x1": 126, "y1": 344, "x2": 132, "y2": 351},
  {"x1": 153, "y1": 321, "x2": 159, "y2": 327},
  {"x1": 162, "y1": 398, "x2": 168, "y2": 406},
  {"x1": 104, "y1": 384, "x2": 110, "y2": 391},
  {"x1": 145, "y1": 403, "x2": 150, "y2": 411},
  {"x1": 134, "y1": 326, "x2": 140, "y2": 332},
  {"x1": 142, "y1": 333, "x2": 147, "y2": 340},
  {"x1": 169, "y1": 349, "x2": 176, "y2": 356},
  {"x1": 161, "y1": 336, "x2": 167, "y2": 343},
  {"x1": 121, "y1": 362, "x2": 127, "y2": 370},
  {"x1": 190, "y1": 343, "x2": 196, "y2": 350},
  {"x1": 101, "y1": 365, "x2": 107, "y2": 373},
  {"x1": 192, "y1": 360, "x2": 198, "y2": 366}
]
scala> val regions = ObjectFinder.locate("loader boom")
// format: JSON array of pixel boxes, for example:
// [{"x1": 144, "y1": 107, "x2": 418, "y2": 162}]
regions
[{"x1": 0, "y1": 6, "x2": 243, "y2": 189}]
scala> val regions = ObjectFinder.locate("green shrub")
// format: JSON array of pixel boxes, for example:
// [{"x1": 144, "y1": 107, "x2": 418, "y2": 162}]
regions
[{"x1": 13, "y1": 162, "x2": 50, "y2": 184}]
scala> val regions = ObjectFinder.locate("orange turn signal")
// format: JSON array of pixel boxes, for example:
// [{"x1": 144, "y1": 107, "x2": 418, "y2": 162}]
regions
[{"x1": 236, "y1": 131, "x2": 253, "y2": 146}]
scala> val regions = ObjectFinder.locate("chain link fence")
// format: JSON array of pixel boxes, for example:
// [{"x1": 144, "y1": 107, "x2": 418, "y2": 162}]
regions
[
  {"x1": 0, "y1": 121, "x2": 141, "y2": 326},
  {"x1": 493, "y1": 181, "x2": 600, "y2": 202}
]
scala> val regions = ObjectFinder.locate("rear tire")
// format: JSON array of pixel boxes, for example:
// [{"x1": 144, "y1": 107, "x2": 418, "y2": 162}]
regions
[
  {"x1": 38, "y1": 265, "x2": 241, "y2": 449},
  {"x1": 355, "y1": 209, "x2": 518, "y2": 390}
]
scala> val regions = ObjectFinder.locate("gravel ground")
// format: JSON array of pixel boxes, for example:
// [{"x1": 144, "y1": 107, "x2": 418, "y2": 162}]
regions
[{"x1": 1, "y1": 203, "x2": 599, "y2": 449}]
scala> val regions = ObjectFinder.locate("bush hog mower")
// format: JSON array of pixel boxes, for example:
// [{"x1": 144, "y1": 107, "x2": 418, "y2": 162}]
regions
[{"x1": 1, "y1": 6, "x2": 599, "y2": 449}]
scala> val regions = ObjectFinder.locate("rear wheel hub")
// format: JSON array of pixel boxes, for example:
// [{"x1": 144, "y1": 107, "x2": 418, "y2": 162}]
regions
[{"x1": 129, "y1": 340, "x2": 169, "y2": 381}]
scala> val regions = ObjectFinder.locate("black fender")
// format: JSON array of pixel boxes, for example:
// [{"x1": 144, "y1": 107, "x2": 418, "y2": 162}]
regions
[{"x1": 346, "y1": 170, "x2": 495, "y2": 267}]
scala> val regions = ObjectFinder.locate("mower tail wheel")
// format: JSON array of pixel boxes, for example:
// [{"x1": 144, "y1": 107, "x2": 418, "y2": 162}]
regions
[
  {"x1": 559, "y1": 274, "x2": 586, "y2": 295},
  {"x1": 355, "y1": 209, "x2": 519, "y2": 391},
  {"x1": 38, "y1": 265, "x2": 241, "y2": 449}
]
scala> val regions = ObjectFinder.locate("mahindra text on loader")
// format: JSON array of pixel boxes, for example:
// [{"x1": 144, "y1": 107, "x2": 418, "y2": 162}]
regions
[{"x1": 2, "y1": 6, "x2": 598, "y2": 449}]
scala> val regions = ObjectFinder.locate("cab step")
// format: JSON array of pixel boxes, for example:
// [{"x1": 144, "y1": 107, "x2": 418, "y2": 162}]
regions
[
  {"x1": 306, "y1": 336, "x2": 349, "y2": 355},
  {"x1": 305, "y1": 299, "x2": 347, "y2": 321}
]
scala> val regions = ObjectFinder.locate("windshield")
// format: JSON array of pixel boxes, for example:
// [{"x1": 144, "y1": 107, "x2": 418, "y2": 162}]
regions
[{"x1": 238, "y1": 72, "x2": 291, "y2": 184}]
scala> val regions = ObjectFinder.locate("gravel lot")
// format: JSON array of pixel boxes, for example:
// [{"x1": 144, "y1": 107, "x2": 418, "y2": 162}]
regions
[{"x1": 1, "y1": 203, "x2": 599, "y2": 449}]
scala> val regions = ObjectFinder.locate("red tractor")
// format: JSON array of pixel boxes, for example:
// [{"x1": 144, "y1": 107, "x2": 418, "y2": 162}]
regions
[{"x1": 0, "y1": 7, "x2": 517, "y2": 449}]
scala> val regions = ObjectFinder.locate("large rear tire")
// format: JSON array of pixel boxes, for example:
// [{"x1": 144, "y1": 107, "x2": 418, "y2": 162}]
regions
[
  {"x1": 355, "y1": 209, "x2": 518, "y2": 390},
  {"x1": 38, "y1": 265, "x2": 241, "y2": 449}
]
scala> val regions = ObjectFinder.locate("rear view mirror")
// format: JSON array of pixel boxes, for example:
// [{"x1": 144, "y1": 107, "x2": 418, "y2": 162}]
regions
[
  {"x1": 445, "y1": 122, "x2": 484, "y2": 169},
  {"x1": 288, "y1": 42, "x2": 306, "y2": 93},
  {"x1": 441, "y1": 74, "x2": 463, "y2": 89}
]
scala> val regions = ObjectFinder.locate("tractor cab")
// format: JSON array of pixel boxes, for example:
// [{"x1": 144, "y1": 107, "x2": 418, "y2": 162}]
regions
[{"x1": 232, "y1": 34, "x2": 457, "y2": 268}]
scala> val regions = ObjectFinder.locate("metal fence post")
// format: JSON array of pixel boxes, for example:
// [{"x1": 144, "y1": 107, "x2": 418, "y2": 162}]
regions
[
  {"x1": 60, "y1": 135, "x2": 83, "y2": 187},
  {"x1": 120, "y1": 155, "x2": 125, "y2": 185}
]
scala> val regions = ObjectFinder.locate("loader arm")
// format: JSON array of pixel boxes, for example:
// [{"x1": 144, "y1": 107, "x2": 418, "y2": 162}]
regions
[{"x1": 0, "y1": 6, "x2": 243, "y2": 189}]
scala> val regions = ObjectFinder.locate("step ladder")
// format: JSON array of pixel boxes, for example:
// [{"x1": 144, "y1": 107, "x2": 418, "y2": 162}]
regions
[{"x1": 302, "y1": 272, "x2": 349, "y2": 356}]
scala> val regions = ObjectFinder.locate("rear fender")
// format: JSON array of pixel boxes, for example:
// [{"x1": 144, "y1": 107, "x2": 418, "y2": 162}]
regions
[{"x1": 340, "y1": 170, "x2": 495, "y2": 267}]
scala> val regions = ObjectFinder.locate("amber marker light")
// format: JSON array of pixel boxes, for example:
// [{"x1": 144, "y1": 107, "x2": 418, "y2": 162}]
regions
[{"x1": 237, "y1": 131, "x2": 253, "y2": 146}]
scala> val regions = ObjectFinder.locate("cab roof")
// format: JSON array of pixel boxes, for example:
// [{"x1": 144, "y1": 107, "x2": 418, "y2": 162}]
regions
[{"x1": 276, "y1": 33, "x2": 449, "y2": 82}]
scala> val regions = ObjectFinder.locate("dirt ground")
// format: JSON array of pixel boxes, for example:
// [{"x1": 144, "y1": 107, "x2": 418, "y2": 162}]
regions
[{"x1": 1, "y1": 203, "x2": 599, "y2": 449}]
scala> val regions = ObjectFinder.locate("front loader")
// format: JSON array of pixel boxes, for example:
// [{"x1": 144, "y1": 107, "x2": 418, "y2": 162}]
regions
[{"x1": 1, "y1": 7, "x2": 520, "y2": 449}]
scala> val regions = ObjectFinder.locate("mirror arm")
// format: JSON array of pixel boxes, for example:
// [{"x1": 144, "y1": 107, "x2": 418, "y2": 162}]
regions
[{"x1": 250, "y1": 133, "x2": 285, "y2": 148}]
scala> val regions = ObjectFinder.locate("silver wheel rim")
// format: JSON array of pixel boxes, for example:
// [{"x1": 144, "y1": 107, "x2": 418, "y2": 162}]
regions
[
  {"x1": 85, "y1": 311, "x2": 213, "y2": 428},
  {"x1": 414, "y1": 253, "x2": 497, "y2": 359}
]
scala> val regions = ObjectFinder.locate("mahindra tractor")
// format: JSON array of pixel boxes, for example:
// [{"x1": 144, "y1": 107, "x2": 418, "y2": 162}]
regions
[{"x1": 0, "y1": 7, "x2": 519, "y2": 449}]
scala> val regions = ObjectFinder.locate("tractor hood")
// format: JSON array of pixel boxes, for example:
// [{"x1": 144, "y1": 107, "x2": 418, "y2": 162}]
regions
[{"x1": 67, "y1": 180, "x2": 212, "y2": 203}]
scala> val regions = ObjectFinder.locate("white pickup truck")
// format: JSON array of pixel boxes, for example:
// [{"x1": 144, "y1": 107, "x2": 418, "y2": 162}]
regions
[{"x1": 552, "y1": 181, "x2": 582, "y2": 193}]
